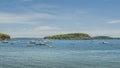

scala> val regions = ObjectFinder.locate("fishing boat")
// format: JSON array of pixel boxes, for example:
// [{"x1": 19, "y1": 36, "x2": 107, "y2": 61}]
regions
[
  {"x1": 2, "y1": 41, "x2": 9, "y2": 43},
  {"x1": 29, "y1": 40, "x2": 46, "y2": 45},
  {"x1": 102, "y1": 41, "x2": 109, "y2": 44},
  {"x1": 35, "y1": 41, "x2": 46, "y2": 45},
  {"x1": 29, "y1": 40, "x2": 36, "y2": 44}
]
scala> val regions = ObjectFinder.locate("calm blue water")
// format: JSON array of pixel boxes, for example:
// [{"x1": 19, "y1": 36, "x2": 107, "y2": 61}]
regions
[{"x1": 0, "y1": 38, "x2": 120, "y2": 68}]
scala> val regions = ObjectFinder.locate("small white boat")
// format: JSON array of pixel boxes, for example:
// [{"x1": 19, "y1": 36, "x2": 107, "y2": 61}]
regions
[
  {"x1": 29, "y1": 40, "x2": 36, "y2": 44},
  {"x1": 43, "y1": 39, "x2": 52, "y2": 44},
  {"x1": 28, "y1": 39, "x2": 52, "y2": 46},
  {"x1": 102, "y1": 41, "x2": 109, "y2": 44},
  {"x1": 48, "y1": 45, "x2": 53, "y2": 48},
  {"x1": 35, "y1": 41, "x2": 46, "y2": 45},
  {"x1": 2, "y1": 41, "x2": 9, "y2": 43},
  {"x1": 29, "y1": 40, "x2": 46, "y2": 45}
]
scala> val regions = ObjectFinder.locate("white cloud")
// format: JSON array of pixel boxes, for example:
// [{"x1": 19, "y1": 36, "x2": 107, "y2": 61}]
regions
[
  {"x1": 107, "y1": 20, "x2": 120, "y2": 24},
  {"x1": 34, "y1": 26, "x2": 61, "y2": 31},
  {"x1": 0, "y1": 12, "x2": 55, "y2": 24},
  {"x1": 0, "y1": 12, "x2": 83, "y2": 24}
]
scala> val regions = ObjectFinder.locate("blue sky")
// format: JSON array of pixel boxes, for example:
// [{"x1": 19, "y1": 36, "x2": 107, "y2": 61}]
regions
[{"x1": 0, "y1": 0, "x2": 120, "y2": 37}]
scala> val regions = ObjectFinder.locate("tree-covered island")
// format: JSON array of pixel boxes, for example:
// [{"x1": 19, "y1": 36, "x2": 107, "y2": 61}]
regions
[
  {"x1": 44, "y1": 33, "x2": 91, "y2": 40},
  {"x1": 0, "y1": 33, "x2": 11, "y2": 41},
  {"x1": 92, "y1": 36, "x2": 113, "y2": 39},
  {"x1": 92, "y1": 36, "x2": 120, "y2": 39},
  {"x1": 44, "y1": 33, "x2": 120, "y2": 40}
]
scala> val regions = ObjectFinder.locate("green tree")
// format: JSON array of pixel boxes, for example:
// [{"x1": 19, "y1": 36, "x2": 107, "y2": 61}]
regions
[{"x1": 0, "y1": 33, "x2": 10, "y2": 40}]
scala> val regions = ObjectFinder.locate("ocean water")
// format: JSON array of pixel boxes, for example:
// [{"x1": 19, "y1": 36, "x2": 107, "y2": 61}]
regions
[{"x1": 0, "y1": 38, "x2": 120, "y2": 68}]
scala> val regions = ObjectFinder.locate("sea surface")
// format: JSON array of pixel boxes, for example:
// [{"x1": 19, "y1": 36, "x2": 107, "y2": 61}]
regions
[{"x1": 0, "y1": 38, "x2": 120, "y2": 68}]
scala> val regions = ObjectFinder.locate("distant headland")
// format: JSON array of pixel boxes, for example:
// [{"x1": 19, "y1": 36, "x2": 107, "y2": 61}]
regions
[
  {"x1": 0, "y1": 33, "x2": 11, "y2": 41},
  {"x1": 44, "y1": 33, "x2": 91, "y2": 40},
  {"x1": 44, "y1": 33, "x2": 120, "y2": 40}
]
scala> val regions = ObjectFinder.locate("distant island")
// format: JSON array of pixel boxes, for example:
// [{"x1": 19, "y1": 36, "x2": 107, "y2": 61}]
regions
[
  {"x1": 92, "y1": 36, "x2": 120, "y2": 39},
  {"x1": 44, "y1": 33, "x2": 91, "y2": 40},
  {"x1": 92, "y1": 36, "x2": 113, "y2": 39},
  {"x1": 44, "y1": 33, "x2": 120, "y2": 40},
  {"x1": 0, "y1": 33, "x2": 11, "y2": 41}
]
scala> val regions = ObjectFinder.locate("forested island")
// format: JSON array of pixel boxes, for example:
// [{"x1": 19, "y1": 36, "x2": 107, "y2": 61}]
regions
[
  {"x1": 44, "y1": 33, "x2": 91, "y2": 40},
  {"x1": 92, "y1": 36, "x2": 120, "y2": 39},
  {"x1": 0, "y1": 33, "x2": 11, "y2": 41},
  {"x1": 44, "y1": 33, "x2": 120, "y2": 40},
  {"x1": 92, "y1": 36, "x2": 113, "y2": 39}
]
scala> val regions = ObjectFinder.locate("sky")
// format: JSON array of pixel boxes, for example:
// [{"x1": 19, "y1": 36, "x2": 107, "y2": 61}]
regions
[{"x1": 0, "y1": 0, "x2": 120, "y2": 37}]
